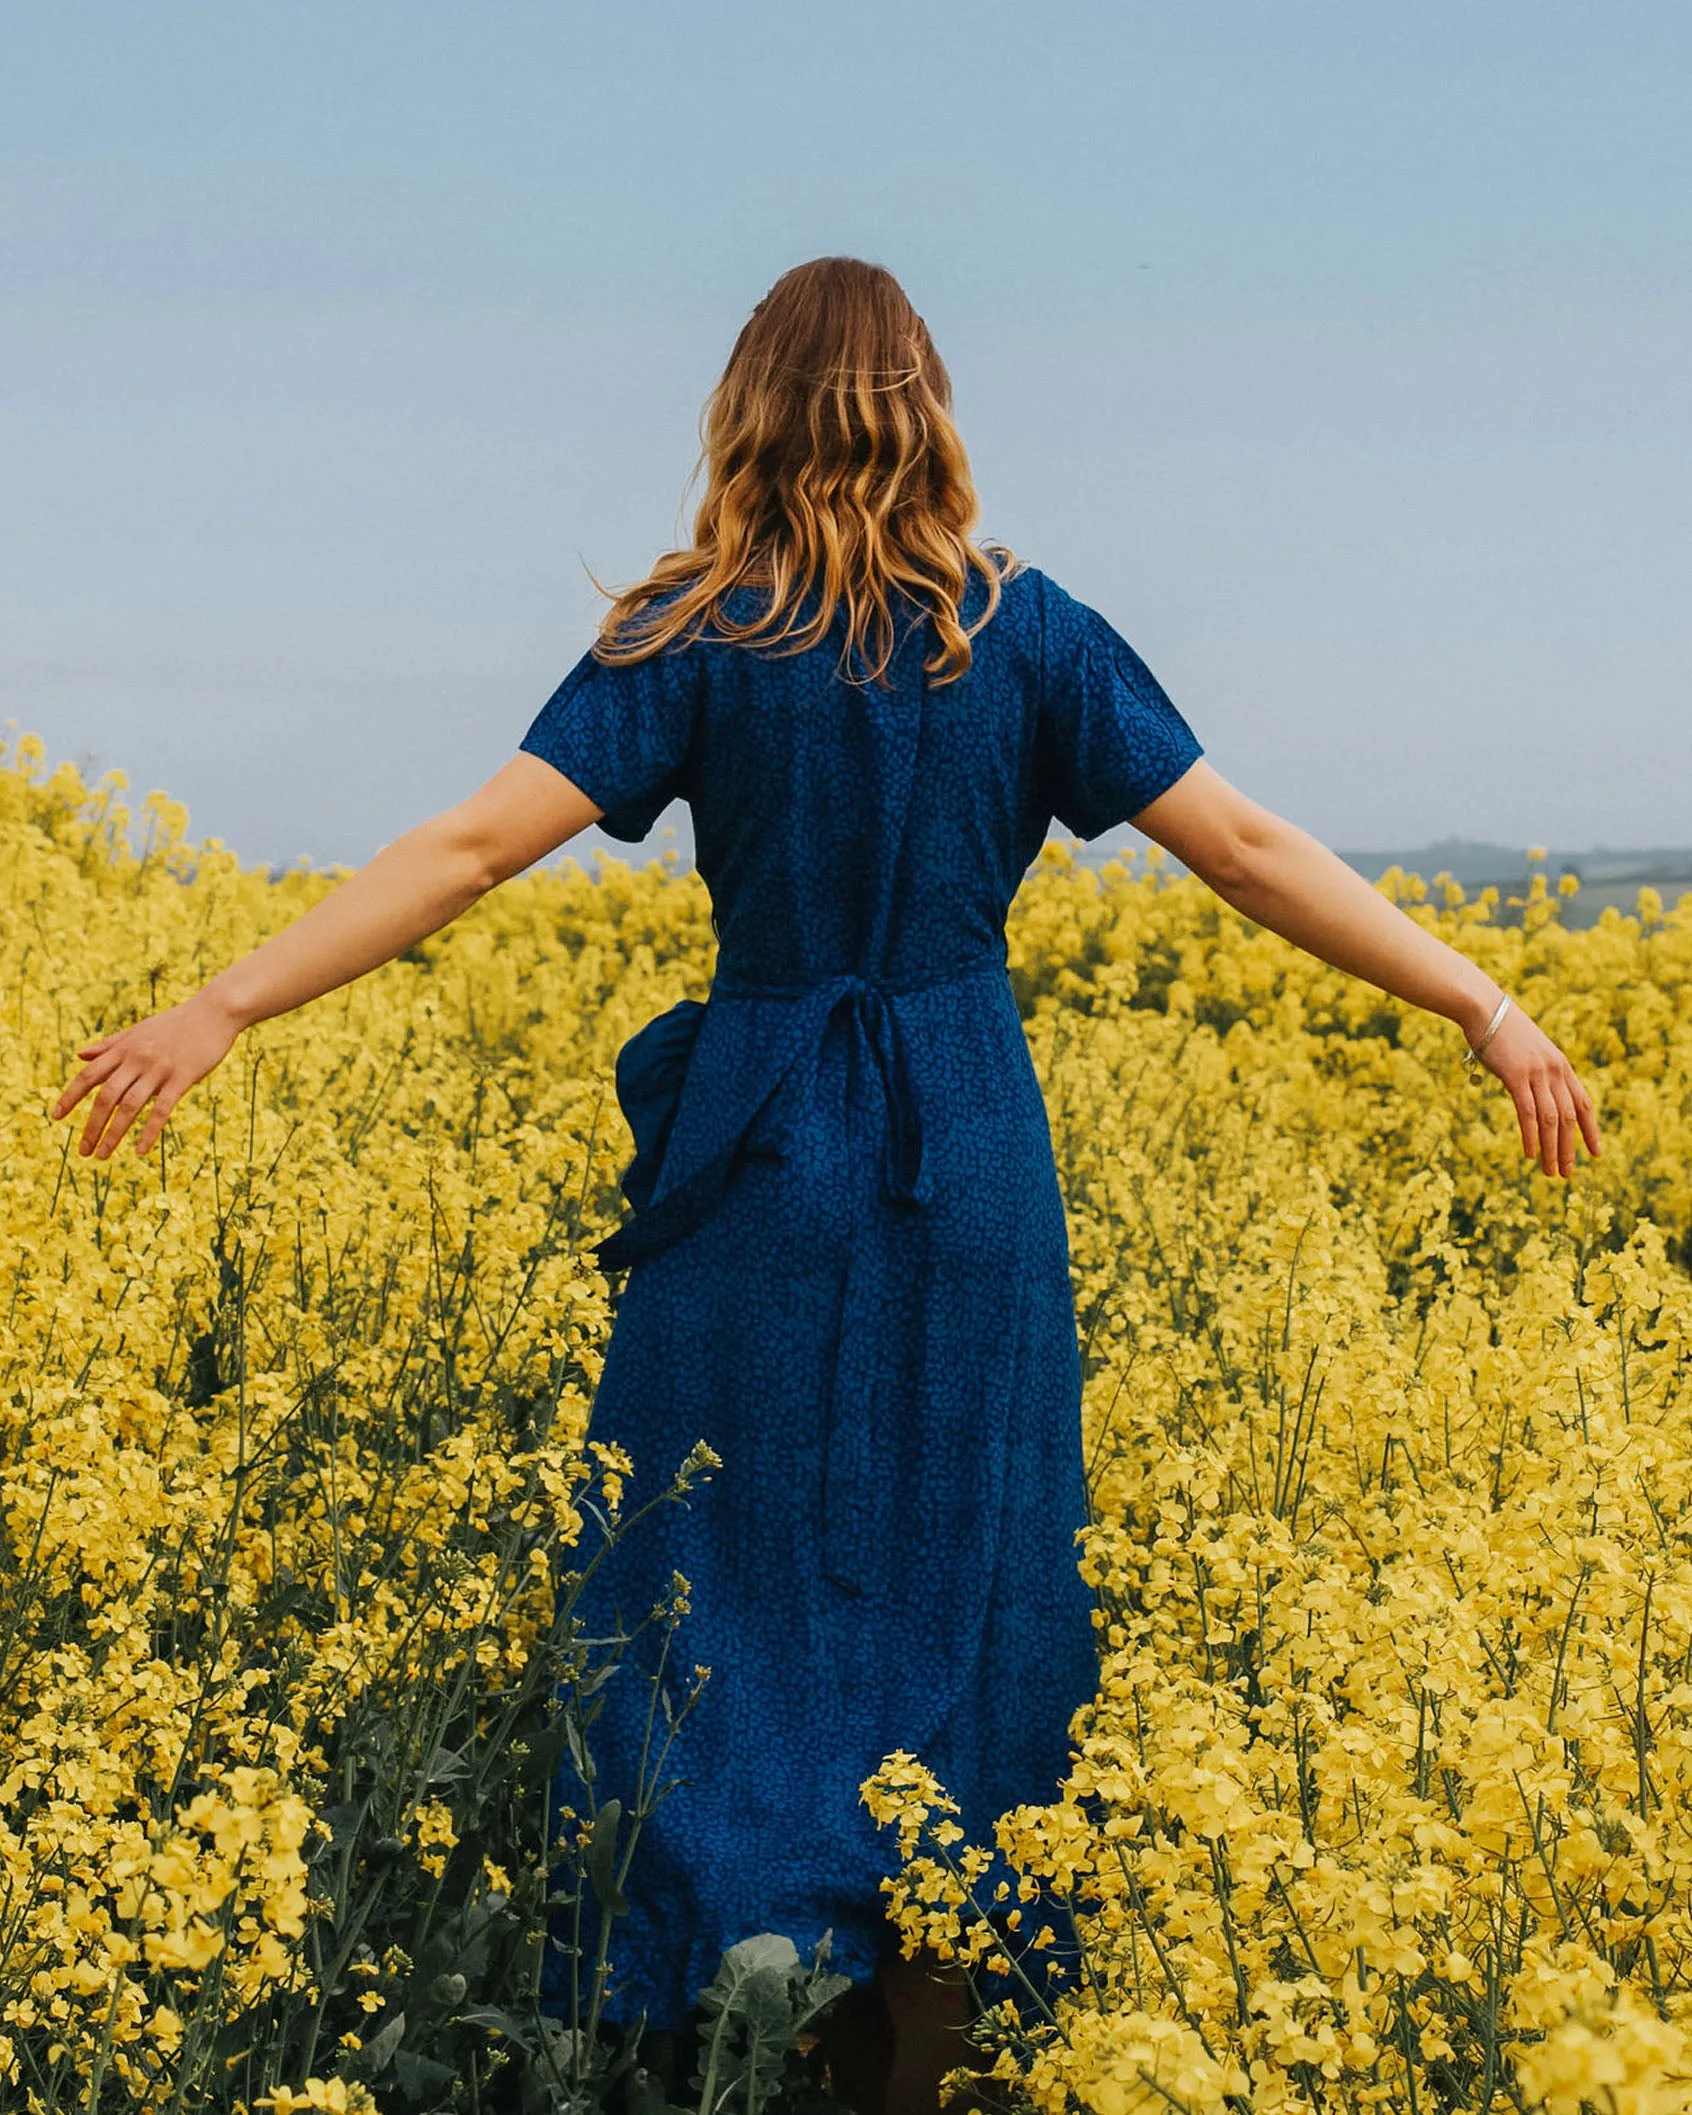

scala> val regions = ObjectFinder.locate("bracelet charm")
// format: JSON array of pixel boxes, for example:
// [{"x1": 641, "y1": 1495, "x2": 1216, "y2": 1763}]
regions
[{"x1": 1462, "y1": 993, "x2": 1512, "y2": 1084}]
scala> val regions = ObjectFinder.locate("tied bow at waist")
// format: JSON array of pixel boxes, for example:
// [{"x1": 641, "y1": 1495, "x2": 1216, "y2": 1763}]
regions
[{"x1": 593, "y1": 947, "x2": 1006, "y2": 1272}]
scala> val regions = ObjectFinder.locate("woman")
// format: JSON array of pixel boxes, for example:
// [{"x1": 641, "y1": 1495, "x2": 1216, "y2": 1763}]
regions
[{"x1": 53, "y1": 257, "x2": 1601, "y2": 2113}]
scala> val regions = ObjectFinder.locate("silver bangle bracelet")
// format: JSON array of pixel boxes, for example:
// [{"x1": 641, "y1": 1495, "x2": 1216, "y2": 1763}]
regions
[{"x1": 1462, "y1": 993, "x2": 1512, "y2": 1081}]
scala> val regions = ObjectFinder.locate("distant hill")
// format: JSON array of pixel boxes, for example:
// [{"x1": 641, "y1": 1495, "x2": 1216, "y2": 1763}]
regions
[
  {"x1": 1069, "y1": 832, "x2": 1692, "y2": 930},
  {"x1": 1337, "y1": 842, "x2": 1692, "y2": 929}
]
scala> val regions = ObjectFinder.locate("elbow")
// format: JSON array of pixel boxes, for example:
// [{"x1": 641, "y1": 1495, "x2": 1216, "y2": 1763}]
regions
[
  {"x1": 1204, "y1": 840, "x2": 1253, "y2": 899},
  {"x1": 1202, "y1": 809, "x2": 1285, "y2": 901},
  {"x1": 1143, "y1": 764, "x2": 1297, "y2": 902},
  {"x1": 466, "y1": 834, "x2": 510, "y2": 897},
  {"x1": 422, "y1": 813, "x2": 504, "y2": 904},
  {"x1": 464, "y1": 844, "x2": 507, "y2": 901}
]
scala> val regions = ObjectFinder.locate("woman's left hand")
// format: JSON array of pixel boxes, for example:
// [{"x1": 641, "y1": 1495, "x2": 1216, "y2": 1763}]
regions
[{"x1": 50, "y1": 992, "x2": 242, "y2": 1159}]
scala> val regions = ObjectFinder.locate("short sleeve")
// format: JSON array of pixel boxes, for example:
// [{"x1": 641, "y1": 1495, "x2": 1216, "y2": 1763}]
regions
[
  {"x1": 518, "y1": 640, "x2": 701, "y2": 842},
  {"x1": 1035, "y1": 574, "x2": 1204, "y2": 840}
]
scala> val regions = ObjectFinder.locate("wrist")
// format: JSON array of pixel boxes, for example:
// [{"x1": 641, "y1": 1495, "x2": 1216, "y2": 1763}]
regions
[
  {"x1": 1453, "y1": 977, "x2": 1508, "y2": 1050},
  {"x1": 196, "y1": 975, "x2": 257, "y2": 1036}
]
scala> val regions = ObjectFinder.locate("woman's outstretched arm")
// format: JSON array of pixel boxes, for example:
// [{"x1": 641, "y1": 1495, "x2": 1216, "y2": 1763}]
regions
[
  {"x1": 1131, "y1": 761, "x2": 1602, "y2": 1180},
  {"x1": 51, "y1": 754, "x2": 604, "y2": 1160}
]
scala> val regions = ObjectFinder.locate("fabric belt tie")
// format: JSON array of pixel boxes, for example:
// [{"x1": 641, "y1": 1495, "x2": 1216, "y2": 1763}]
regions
[
  {"x1": 835, "y1": 976, "x2": 930, "y2": 1207},
  {"x1": 593, "y1": 948, "x2": 1004, "y2": 1274}
]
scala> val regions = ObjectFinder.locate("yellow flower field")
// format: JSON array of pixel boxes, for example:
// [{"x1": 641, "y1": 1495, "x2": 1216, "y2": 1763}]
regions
[{"x1": 3, "y1": 727, "x2": 1690, "y2": 2113}]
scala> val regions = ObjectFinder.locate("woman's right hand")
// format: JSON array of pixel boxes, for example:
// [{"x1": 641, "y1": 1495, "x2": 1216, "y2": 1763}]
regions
[
  {"x1": 1472, "y1": 1001, "x2": 1602, "y2": 1179},
  {"x1": 1133, "y1": 768, "x2": 1607, "y2": 1183},
  {"x1": 51, "y1": 992, "x2": 243, "y2": 1159}
]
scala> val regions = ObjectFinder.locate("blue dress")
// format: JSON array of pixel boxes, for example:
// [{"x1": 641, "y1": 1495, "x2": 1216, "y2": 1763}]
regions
[{"x1": 518, "y1": 561, "x2": 1204, "y2": 2033}]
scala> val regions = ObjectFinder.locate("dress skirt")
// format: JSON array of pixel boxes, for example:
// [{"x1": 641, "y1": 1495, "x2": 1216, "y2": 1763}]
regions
[{"x1": 542, "y1": 951, "x2": 1100, "y2": 2033}]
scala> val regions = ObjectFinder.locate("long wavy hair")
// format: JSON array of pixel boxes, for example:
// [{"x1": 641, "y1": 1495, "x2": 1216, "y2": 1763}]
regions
[{"x1": 589, "y1": 257, "x2": 1019, "y2": 688}]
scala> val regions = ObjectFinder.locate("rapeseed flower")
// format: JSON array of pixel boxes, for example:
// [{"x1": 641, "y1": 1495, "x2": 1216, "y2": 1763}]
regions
[{"x1": 6, "y1": 736, "x2": 1691, "y2": 2108}]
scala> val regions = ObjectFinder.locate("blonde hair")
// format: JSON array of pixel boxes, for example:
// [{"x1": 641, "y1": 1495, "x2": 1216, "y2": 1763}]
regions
[{"x1": 589, "y1": 256, "x2": 1019, "y2": 689}]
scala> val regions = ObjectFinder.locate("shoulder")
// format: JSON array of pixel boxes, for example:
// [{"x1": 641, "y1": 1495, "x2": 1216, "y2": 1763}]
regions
[
  {"x1": 585, "y1": 581, "x2": 717, "y2": 694},
  {"x1": 1002, "y1": 563, "x2": 1091, "y2": 631},
  {"x1": 979, "y1": 558, "x2": 1105, "y2": 630},
  {"x1": 1001, "y1": 568, "x2": 1149, "y2": 673},
  {"x1": 965, "y1": 553, "x2": 1048, "y2": 634},
  {"x1": 974, "y1": 560, "x2": 1103, "y2": 667}
]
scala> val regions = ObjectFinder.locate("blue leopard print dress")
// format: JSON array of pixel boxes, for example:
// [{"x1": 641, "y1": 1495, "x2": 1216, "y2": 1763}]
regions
[{"x1": 519, "y1": 559, "x2": 1204, "y2": 2032}]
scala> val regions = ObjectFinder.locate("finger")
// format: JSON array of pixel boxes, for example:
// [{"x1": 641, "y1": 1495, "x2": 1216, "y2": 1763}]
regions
[
  {"x1": 134, "y1": 1081, "x2": 185, "y2": 1156},
  {"x1": 51, "y1": 1074, "x2": 92, "y2": 1121},
  {"x1": 1573, "y1": 1079, "x2": 1602, "y2": 1158},
  {"x1": 1533, "y1": 1079, "x2": 1561, "y2": 1177},
  {"x1": 79, "y1": 1065, "x2": 142, "y2": 1158},
  {"x1": 96, "y1": 1074, "x2": 157, "y2": 1160},
  {"x1": 1511, "y1": 1083, "x2": 1539, "y2": 1162},
  {"x1": 76, "y1": 1032, "x2": 119, "y2": 1059},
  {"x1": 1553, "y1": 1085, "x2": 1579, "y2": 1177},
  {"x1": 52, "y1": 1047, "x2": 125, "y2": 1121}
]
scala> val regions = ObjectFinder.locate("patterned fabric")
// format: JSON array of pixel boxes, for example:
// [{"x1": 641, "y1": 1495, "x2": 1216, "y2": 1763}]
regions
[{"x1": 519, "y1": 562, "x2": 1204, "y2": 2031}]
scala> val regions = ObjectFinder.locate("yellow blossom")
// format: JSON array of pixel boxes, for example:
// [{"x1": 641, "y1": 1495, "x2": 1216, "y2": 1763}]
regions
[{"x1": 6, "y1": 733, "x2": 1692, "y2": 2109}]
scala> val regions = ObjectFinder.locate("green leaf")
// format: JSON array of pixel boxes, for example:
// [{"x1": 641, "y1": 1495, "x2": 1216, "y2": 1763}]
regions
[
  {"x1": 625, "y1": 2065, "x2": 684, "y2": 2115},
  {"x1": 564, "y1": 1708, "x2": 597, "y2": 1787},
  {"x1": 585, "y1": 1798, "x2": 629, "y2": 1917},
  {"x1": 349, "y1": 2008, "x2": 407, "y2": 2078},
  {"x1": 455, "y1": 2005, "x2": 537, "y2": 2056},
  {"x1": 308, "y1": 1800, "x2": 366, "y2": 1857},
  {"x1": 517, "y1": 1706, "x2": 580, "y2": 1791},
  {"x1": 391, "y1": 2047, "x2": 460, "y2": 2102},
  {"x1": 792, "y1": 1968, "x2": 852, "y2": 2032},
  {"x1": 697, "y1": 1933, "x2": 800, "y2": 2019},
  {"x1": 792, "y1": 1929, "x2": 852, "y2": 2029},
  {"x1": 425, "y1": 1742, "x2": 471, "y2": 1787}
]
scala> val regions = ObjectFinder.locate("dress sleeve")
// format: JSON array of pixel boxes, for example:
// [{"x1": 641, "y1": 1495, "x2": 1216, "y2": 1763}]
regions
[
  {"x1": 518, "y1": 640, "x2": 701, "y2": 842},
  {"x1": 1035, "y1": 573, "x2": 1204, "y2": 840}
]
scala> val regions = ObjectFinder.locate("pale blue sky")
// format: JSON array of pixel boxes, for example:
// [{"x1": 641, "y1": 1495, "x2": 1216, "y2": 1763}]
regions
[{"x1": 4, "y1": 1, "x2": 1687, "y2": 871}]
